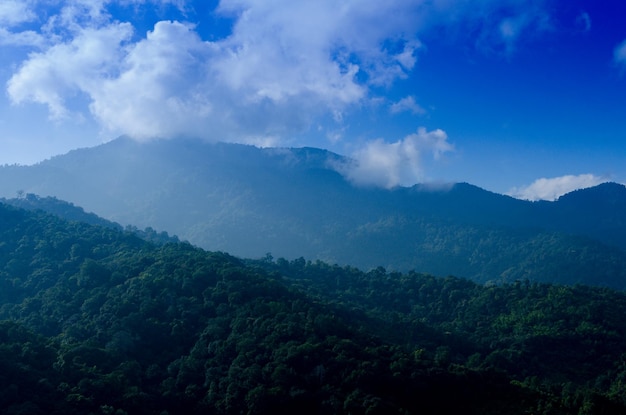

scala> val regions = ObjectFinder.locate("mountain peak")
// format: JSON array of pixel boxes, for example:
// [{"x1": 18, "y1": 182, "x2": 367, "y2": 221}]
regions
[{"x1": 556, "y1": 182, "x2": 626, "y2": 207}]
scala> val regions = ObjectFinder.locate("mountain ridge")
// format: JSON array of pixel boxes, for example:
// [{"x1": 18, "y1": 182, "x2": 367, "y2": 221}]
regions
[{"x1": 1, "y1": 137, "x2": 625, "y2": 287}]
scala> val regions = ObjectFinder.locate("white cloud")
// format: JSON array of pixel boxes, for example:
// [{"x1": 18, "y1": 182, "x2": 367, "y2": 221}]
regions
[
  {"x1": 5, "y1": 0, "x2": 553, "y2": 144},
  {"x1": 0, "y1": 1, "x2": 36, "y2": 27},
  {"x1": 337, "y1": 127, "x2": 453, "y2": 188},
  {"x1": 214, "y1": 0, "x2": 424, "y2": 100},
  {"x1": 390, "y1": 96, "x2": 426, "y2": 115},
  {"x1": 0, "y1": 1, "x2": 43, "y2": 47},
  {"x1": 7, "y1": 23, "x2": 134, "y2": 119},
  {"x1": 507, "y1": 174, "x2": 606, "y2": 201},
  {"x1": 614, "y1": 40, "x2": 626, "y2": 67},
  {"x1": 7, "y1": 1, "x2": 426, "y2": 140},
  {"x1": 89, "y1": 21, "x2": 217, "y2": 138},
  {"x1": 0, "y1": 27, "x2": 43, "y2": 47}
]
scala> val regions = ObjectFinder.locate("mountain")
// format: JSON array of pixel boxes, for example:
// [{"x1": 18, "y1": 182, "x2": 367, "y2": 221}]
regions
[
  {"x1": 1, "y1": 192, "x2": 123, "y2": 231},
  {"x1": 538, "y1": 182, "x2": 626, "y2": 248},
  {"x1": 3, "y1": 201, "x2": 626, "y2": 413},
  {"x1": 0, "y1": 193, "x2": 180, "y2": 245},
  {"x1": 1, "y1": 136, "x2": 626, "y2": 288}
]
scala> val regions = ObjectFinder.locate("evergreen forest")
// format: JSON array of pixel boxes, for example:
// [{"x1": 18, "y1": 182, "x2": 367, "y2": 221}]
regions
[{"x1": 2, "y1": 201, "x2": 626, "y2": 414}]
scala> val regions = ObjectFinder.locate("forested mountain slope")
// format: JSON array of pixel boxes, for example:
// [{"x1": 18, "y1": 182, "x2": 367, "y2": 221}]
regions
[
  {"x1": 0, "y1": 193, "x2": 179, "y2": 245},
  {"x1": 1, "y1": 137, "x2": 626, "y2": 288},
  {"x1": 2, "y1": 202, "x2": 626, "y2": 413}
]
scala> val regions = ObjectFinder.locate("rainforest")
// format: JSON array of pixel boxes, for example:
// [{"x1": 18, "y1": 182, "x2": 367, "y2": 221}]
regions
[{"x1": 2, "y1": 199, "x2": 626, "y2": 414}]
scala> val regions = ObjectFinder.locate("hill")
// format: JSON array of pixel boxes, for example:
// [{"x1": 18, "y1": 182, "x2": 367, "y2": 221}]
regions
[
  {"x1": 3, "y1": 202, "x2": 626, "y2": 413},
  {"x1": 1, "y1": 137, "x2": 626, "y2": 288},
  {"x1": 0, "y1": 193, "x2": 180, "y2": 245}
]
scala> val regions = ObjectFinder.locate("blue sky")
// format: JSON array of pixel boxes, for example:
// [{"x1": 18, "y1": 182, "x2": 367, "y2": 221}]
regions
[{"x1": 1, "y1": 0, "x2": 625, "y2": 200}]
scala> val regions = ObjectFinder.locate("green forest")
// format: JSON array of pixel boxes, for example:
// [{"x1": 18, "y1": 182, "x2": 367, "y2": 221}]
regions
[{"x1": 2, "y1": 201, "x2": 626, "y2": 414}]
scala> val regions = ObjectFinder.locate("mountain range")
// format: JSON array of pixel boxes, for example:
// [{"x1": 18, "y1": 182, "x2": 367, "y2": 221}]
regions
[{"x1": 1, "y1": 136, "x2": 626, "y2": 288}]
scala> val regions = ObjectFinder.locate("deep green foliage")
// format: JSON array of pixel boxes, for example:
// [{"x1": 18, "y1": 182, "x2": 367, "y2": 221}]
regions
[
  {"x1": 1, "y1": 193, "x2": 123, "y2": 231},
  {"x1": 256, "y1": 258, "x2": 626, "y2": 397},
  {"x1": 1, "y1": 202, "x2": 626, "y2": 413},
  {"x1": 1, "y1": 193, "x2": 179, "y2": 245}
]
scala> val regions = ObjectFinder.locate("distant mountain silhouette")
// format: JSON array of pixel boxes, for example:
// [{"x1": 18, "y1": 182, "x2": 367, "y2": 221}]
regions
[{"x1": 1, "y1": 136, "x2": 626, "y2": 287}]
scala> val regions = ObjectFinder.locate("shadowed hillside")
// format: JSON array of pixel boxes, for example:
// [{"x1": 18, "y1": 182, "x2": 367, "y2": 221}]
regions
[
  {"x1": 2, "y1": 202, "x2": 626, "y2": 413},
  {"x1": 1, "y1": 137, "x2": 626, "y2": 287}
]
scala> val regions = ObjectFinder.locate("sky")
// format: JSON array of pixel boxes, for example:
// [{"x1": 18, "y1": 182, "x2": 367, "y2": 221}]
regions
[{"x1": 1, "y1": 0, "x2": 625, "y2": 200}]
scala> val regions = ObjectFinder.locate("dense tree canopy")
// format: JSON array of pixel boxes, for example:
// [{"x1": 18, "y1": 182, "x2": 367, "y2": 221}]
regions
[{"x1": 1, "y1": 202, "x2": 626, "y2": 413}]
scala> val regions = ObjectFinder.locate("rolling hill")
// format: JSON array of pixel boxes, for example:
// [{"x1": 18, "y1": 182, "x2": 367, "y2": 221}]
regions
[
  {"x1": 1, "y1": 136, "x2": 626, "y2": 287},
  {"x1": 2, "y1": 201, "x2": 626, "y2": 413}
]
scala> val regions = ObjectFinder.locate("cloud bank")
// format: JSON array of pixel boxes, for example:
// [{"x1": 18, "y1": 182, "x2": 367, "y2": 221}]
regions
[
  {"x1": 338, "y1": 127, "x2": 453, "y2": 188},
  {"x1": 6, "y1": 1, "x2": 553, "y2": 137},
  {"x1": 507, "y1": 174, "x2": 607, "y2": 201},
  {"x1": 3, "y1": 0, "x2": 554, "y2": 185},
  {"x1": 6, "y1": 1, "x2": 426, "y2": 141}
]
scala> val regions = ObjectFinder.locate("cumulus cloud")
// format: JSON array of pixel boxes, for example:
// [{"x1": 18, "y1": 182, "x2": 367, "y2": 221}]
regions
[
  {"x1": 390, "y1": 96, "x2": 426, "y2": 115},
  {"x1": 507, "y1": 174, "x2": 607, "y2": 201},
  {"x1": 5, "y1": 0, "x2": 553, "y2": 143},
  {"x1": 0, "y1": 1, "x2": 43, "y2": 46},
  {"x1": 7, "y1": 1, "x2": 430, "y2": 140},
  {"x1": 614, "y1": 40, "x2": 626, "y2": 68},
  {"x1": 89, "y1": 21, "x2": 217, "y2": 138},
  {"x1": 0, "y1": 1, "x2": 36, "y2": 27},
  {"x1": 8, "y1": 23, "x2": 134, "y2": 119},
  {"x1": 0, "y1": 27, "x2": 43, "y2": 47},
  {"x1": 337, "y1": 127, "x2": 453, "y2": 188}
]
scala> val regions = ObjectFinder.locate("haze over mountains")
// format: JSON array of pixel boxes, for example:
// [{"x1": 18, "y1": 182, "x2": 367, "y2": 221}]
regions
[{"x1": 1, "y1": 136, "x2": 626, "y2": 288}]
